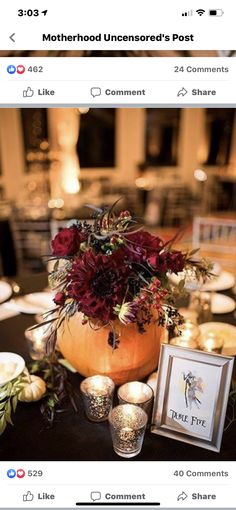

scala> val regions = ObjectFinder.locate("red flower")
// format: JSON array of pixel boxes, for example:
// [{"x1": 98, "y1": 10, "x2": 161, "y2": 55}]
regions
[
  {"x1": 167, "y1": 251, "x2": 185, "y2": 273},
  {"x1": 51, "y1": 226, "x2": 86, "y2": 257},
  {"x1": 148, "y1": 252, "x2": 168, "y2": 272},
  {"x1": 125, "y1": 231, "x2": 163, "y2": 261},
  {"x1": 54, "y1": 292, "x2": 66, "y2": 306},
  {"x1": 67, "y1": 249, "x2": 129, "y2": 323},
  {"x1": 148, "y1": 250, "x2": 185, "y2": 274}
]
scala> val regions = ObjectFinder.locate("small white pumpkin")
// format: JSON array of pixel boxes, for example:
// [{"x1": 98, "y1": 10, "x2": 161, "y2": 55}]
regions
[{"x1": 19, "y1": 375, "x2": 46, "y2": 403}]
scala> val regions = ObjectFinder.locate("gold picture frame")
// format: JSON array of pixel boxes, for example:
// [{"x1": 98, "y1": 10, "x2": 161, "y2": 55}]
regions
[{"x1": 151, "y1": 344, "x2": 234, "y2": 452}]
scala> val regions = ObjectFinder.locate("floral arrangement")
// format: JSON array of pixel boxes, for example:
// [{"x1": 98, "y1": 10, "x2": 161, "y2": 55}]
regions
[{"x1": 44, "y1": 202, "x2": 212, "y2": 350}]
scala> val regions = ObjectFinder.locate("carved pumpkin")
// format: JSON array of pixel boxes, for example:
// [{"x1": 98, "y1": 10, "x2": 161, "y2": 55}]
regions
[{"x1": 57, "y1": 313, "x2": 164, "y2": 385}]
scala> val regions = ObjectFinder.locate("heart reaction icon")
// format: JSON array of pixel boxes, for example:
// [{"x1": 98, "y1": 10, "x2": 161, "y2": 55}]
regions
[
  {"x1": 17, "y1": 65, "x2": 25, "y2": 74},
  {"x1": 17, "y1": 469, "x2": 25, "y2": 478}
]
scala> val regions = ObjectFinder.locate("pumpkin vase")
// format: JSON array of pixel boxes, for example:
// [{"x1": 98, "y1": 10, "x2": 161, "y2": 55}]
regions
[{"x1": 57, "y1": 313, "x2": 165, "y2": 385}]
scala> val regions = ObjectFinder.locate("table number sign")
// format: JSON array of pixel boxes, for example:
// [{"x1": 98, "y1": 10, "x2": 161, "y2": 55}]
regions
[{"x1": 151, "y1": 344, "x2": 234, "y2": 452}]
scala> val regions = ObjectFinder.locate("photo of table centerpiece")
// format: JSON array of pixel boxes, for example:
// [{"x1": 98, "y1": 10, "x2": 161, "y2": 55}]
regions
[{"x1": 45, "y1": 203, "x2": 212, "y2": 385}]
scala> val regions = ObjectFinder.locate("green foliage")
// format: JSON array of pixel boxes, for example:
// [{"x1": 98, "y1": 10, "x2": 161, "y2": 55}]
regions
[
  {"x1": 0, "y1": 374, "x2": 27, "y2": 436},
  {"x1": 30, "y1": 353, "x2": 78, "y2": 428}
]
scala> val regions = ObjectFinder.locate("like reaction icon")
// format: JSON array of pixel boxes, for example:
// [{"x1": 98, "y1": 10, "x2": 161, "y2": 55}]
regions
[
  {"x1": 7, "y1": 469, "x2": 16, "y2": 479},
  {"x1": 7, "y1": 65, "x2": 16, "y2": 75}
]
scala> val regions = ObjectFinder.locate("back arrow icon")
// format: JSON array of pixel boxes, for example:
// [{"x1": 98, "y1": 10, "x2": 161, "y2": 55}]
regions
[{"x1": 9, "y1": 33, "x2": 15, "y2": 42}]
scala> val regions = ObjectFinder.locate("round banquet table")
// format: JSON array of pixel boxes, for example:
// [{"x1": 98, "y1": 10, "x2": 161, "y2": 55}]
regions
[{"x1": 0, "y1": 273, "x2": 235, "y2": 461}]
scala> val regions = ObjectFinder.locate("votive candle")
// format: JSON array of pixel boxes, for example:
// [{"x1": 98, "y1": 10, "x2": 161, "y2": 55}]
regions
[
  {"x1": 118, "y1": 381, "x2": 153, "y2": 419},
  {"x1": 170, "y1": 320, "x2": 200, "y2": 349},
  {"x1": 80, "y1": 375, "x2": 115, "y2": 422},
  {"x1": 199, "y1": 332, "x2": 224, "y2": 354},
  {"x1": 109, "y1": 404, "x2": 148, "y2": 458},
  {"x1": 25, "y1": 324, "x2": 50, "y2": 360}
]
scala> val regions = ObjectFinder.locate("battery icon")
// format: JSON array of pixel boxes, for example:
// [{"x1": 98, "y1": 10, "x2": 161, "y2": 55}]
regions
[{"x1": 209, "y1": 9, "x2": 224, "y2": 16}]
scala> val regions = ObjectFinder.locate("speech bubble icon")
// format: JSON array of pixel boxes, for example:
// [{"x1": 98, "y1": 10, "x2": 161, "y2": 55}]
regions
[
  {"x1": 90, "y1": 87, "x2": 101, "y2": 98},
  {"x1": 91, "y1": 492, "x2": 101, "y2": 502}
]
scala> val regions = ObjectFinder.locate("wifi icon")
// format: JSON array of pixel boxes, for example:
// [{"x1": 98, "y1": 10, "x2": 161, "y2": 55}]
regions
[{"x1": 196, "y1": 9, "x2": 205, "y2": 16}]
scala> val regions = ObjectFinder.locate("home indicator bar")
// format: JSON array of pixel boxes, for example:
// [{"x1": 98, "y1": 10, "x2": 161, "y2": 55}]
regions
[{"x1": 75, "y1": 504, "x2": 161, "y2": 507}]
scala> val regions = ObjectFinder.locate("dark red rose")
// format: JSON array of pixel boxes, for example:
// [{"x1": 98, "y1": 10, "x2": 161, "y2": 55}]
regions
[
  {"x1": 125, "y1": 231, "x2": 163, "y2": 261},
  {"x1": 167, "y1": 251, "x2": 185, "y2": 273},
  {"x1": 148, "y1": 250, "x2": 185, "y2": 274},
  {"x1": 148, "y1": 252, "x2": 168, "y2": 272},
  {"x1": 67, "y1": 249, "x2": 129, "y2": 323},
  {"x1": 54, "y1": 292, "x2": 66, "y2": 306},
  {"x1": 51, "y1": 226, "x2": 86, "y2": 257}
]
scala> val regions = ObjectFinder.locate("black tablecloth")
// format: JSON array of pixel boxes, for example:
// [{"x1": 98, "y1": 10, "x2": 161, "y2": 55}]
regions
[
  {"x1": 0, "y1": 218, "x2": 17, "y2": 276},
  {"x1": 0, "y1": 274, "x2": 235, "y2": 461}
]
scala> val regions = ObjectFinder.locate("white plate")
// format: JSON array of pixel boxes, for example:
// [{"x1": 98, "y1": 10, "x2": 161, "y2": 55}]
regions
[
  {"x1": 10, "y1": 292, "x2": 54, "y2": 314},
  {"x1": 0, "y1": 352, "x2": 25, "y2": 386},
  {"x1": 200, "y1": 322, "x2": 236, "y2": 355},
  {"x1": 210, "y1": 293, "x2": 235, "y2": 314},
  {"x1": 201, "y1": 271, "x2": 235, "y2": 292},
  {"x1": 0, "y1": 281, "x2": 12, "y2": 304}
]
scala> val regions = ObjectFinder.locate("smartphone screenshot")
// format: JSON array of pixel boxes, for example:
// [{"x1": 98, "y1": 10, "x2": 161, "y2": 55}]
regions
[{"x1": 0, "y1": 1, "x2": 235, "y2": 509}]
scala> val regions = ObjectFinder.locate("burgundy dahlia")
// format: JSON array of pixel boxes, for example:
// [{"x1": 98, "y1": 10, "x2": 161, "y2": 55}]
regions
[
  {"x1": 67, "y1": 249, "x2": 129, "y2": 323},
  {"x1": 51, "y1": 226, "x2": 86, "y2": 257}
]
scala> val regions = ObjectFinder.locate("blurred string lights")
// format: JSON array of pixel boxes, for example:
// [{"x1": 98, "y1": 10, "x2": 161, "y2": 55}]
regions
[{"x1": 194, "y1": 168, "x2": 208, "y2": 182}]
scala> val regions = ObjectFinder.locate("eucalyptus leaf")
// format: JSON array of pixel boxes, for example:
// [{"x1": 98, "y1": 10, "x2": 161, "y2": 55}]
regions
[
  {"x1": 5, "y1": 400, "x2": 13, "y2": 425},
  {"x1": 0, "y1": 388, "x2": 9, "y2": 400},
  {"x1": 12, "y1": 395, "x2": 18, "y2": 413},
  {"x1": 0, "y1": 415, "x2": 7, "y2": 435}
]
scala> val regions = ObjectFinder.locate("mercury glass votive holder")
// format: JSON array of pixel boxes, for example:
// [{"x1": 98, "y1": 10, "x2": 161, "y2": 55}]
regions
[
  {"x1": 80, "y1": 375, "x2": 115, "y2": 422},
  {"x1": 109, "y1": 404, "x2": 148, "y2": 458},
  {"x1": 199, "y1": 332, "x2": 224, "y2": 354},
  {"x1": 170, "y1": 320, "x2": 200, "y2": 349},
  {"x1": 117, "y1": 381, "x2": 154, "y2": 419},
  {"x1": 24, "y1": 325, "x2": 49, "y2": 360}
]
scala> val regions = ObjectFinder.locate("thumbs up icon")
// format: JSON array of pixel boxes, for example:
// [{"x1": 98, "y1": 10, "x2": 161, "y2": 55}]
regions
[
  {"x1": 23, "y1": 87, "x2": 34, "y2": 98},
  {"x1": 23, "y1": 491, "x2": 34, "y2": 502}
]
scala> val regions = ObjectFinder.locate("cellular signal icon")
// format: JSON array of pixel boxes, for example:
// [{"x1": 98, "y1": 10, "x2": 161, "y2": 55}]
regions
[
  {"x1": 196, "y1": 9, "x2": 206, "y2": 16},
  {"x1": 182, "y1": 9, "x2": 193, "y2": 16}
]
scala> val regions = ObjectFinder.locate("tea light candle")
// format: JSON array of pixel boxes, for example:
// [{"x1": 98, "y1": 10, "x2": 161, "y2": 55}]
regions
[
  {"x1": 118, "y1": 381, "x2": 153, "y2": 418},
  {"x1": 109, "y1": 404, "x2": 148, "y2": 458},
  {"x1": 199, "y1": 332, "x2": 224, "y2": 354},
  {"x1": 80, "y1": 375, "x2": 115, "y2": 422},
  {"x1": 170, "y1": 320, "x2": 200, "y2": 349},
  {"x1": 25, "y1": 324, "x2": 50, "y2": 360}
]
